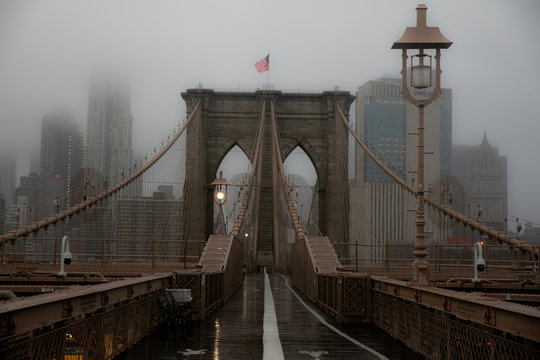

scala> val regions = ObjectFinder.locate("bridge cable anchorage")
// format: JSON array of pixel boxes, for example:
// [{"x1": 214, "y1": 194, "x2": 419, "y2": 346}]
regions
[
  {"x1": 336, "y1": 104, "x2": 539, "y2": 260},
  {"x1": 0, "y1": 100, "x2": 202, "y2": 249},
  {"x1": 269, "y1": 99, "x2": 307, "y2": 242}
]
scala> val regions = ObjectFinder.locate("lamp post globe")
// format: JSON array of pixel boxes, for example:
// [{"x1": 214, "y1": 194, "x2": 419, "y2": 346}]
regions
[
  {"x1": 211, "y1": 170, "x2": 230, "y2": 205},
  {"x1": 216, "y1": 190, "x2": 225, "y2": 202},
  {"x1": 211, "y1": 171, "x2": 231, "y2": 234},
  {"x1": 411, "y1": 53, "x2": 432, "y2": 89}
]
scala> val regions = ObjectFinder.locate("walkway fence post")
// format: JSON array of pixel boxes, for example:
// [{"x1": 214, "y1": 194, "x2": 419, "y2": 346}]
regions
[
  {"x1": 101, "y1": 237, "x2": 104, "y2": 267},
  {"x1": 337, "y1": 275, "x2": 343, "y2": 323},
  {"x1": 200, "y1": 273, "x2": 207, "y2": 320}
]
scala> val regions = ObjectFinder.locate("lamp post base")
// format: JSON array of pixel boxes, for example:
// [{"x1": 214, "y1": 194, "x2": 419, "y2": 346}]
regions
[{"x1": 411, "y1": 262, "x2": 429, "y2": 285}]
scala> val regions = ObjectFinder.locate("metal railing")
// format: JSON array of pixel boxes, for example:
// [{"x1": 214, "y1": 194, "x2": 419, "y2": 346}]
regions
[
  {"x1": 331, "y1": 242, "x2": 539, "y2": 280},
  {"x1": 371, "y1": 277, "x2": 540, "y2": 359},
  {"x1": 0, "y1": 238, "x2": 205, "y2": 269},
  {"x1": 291, "y1": 238, "x2": 317, "y2": 300},
  {"x1": 291, "y1": 237, "x2": 369, "y2": 322},
  {"x1": 177, "y1": 236, "x2": 244, "y2": 320},
  {"x1": 0, "y1": 275, "x2": 171, "y2": 360},
  {"x1": 292, "y1": 236, "x2": 540, "y2": 357}
]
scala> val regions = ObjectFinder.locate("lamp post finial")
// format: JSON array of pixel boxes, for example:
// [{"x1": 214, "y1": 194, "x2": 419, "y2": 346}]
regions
[{"x1": 416, "y1": 4, "x2": 427, "y2": 27}]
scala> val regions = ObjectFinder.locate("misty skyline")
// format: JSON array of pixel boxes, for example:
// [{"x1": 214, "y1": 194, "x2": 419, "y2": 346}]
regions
[{"x1": 0, "y1": 0, "x2": 539, "y2": 223}]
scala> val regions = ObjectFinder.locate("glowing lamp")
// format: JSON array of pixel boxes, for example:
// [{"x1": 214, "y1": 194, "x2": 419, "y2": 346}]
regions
[{"x1": 211, "y1": 171, "x2": 230, "y2": 205}]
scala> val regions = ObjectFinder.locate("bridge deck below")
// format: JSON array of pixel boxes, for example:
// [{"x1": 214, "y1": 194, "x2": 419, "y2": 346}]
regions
[{"x1": 120, "y1": 273, "x2": 422, "y2": 359}]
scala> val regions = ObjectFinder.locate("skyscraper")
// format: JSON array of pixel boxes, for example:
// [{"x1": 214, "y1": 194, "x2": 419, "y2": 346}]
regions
[
  {"x1": 355, "y1": 77, "x2": 452, "y2": 184},
  {"x1": 0, "y1": 192, "x2": 5, "y2": 235},
  {"x1": 0, "y1": 157, "x2": 16, "y2": 206},
  {"x1": 14, "y1": 173, "x2": 40, "y2": 221},
  {"x1": 452, "y1": 133, "x2": 507, "y2": 230},
  {"x1": 116, "y1": 190, "x2": 182, "y2": 259},
  {"x1": 39, "y1": 113, "x2": 84, "y2": 218},
  {"x1": 86, "y1": 79, "x2": 133, "y2": 184},
  {"x1": 351, "y1": 77, "x2": 452, "y2": 257}
]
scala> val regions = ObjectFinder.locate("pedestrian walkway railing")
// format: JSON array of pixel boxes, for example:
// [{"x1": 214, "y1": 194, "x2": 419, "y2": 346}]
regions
[
  {"x1": 1, "y1": 237, "x2": 205, "y2": 268},
  {"x1": 291, "y1": 236, "x2": 369, "y2": 322},
  {"x1": 331, "y1": 242, "x2": 539, "y2": 280},
  {"x1": 370, "y1": 276, "x2": 540, "y2": 359},
  {"x1": 292, "y1": 235, "x2": 540, "y2": 357},
  {"x1": 178, "y1": 235, "x2": 243, "y2": 319},
  {"x1": 0, "y1": 275, "x2": 171, "y2": 360}
]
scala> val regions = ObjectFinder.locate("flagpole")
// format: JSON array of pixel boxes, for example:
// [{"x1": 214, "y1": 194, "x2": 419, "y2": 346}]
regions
[{"x1": 267, "y1": 52, "x2": 270, "y2": 87}]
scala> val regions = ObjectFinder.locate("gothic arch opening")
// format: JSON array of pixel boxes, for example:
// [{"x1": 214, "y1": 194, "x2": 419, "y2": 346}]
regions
[
  {"x1": 215, "y1": 144, "x2": 251, "y2": 234},
  {"x1": 283, "y1": 146, "x2": 318, "y2": 234}
]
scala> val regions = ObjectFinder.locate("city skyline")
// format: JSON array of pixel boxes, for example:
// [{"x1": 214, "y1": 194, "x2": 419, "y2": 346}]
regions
[
  {"x1": 0, "y1": 0, "x2": 539, "y2": 224},
  {"x1": 0, "y1": 3, "x2": 538, "y2": 356}
]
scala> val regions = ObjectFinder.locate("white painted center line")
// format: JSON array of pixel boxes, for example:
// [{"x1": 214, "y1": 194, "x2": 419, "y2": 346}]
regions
[{"x1": 263, "y1": 269, "x2": 285, "y2": 360}]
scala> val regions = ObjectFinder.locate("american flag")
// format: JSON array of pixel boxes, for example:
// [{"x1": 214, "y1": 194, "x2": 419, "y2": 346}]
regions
[{"x1": 254, "y1": 54, "x2": 269, "y2": 73}]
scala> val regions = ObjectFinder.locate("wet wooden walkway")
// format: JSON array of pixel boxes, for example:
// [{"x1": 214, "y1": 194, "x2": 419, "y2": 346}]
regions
[{"x1": 120, "y1": 272, "x2": 423, "y2": 359}]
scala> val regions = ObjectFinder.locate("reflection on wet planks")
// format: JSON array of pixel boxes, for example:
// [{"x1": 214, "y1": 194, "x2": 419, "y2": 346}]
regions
[{"x1": 119, "y1": 273, "x2": 423, "y2": 359}]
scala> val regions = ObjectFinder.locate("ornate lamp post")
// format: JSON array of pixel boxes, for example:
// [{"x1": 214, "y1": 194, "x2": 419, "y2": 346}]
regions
[
  {"x1": 211, "y1": 171, "x2": 230, "y2": 235},
  {"x1": 392, "y1": 4, "x2": 452, "y2": 284}
]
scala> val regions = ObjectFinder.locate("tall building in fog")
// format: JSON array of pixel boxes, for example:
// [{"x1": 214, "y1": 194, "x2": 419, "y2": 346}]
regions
[
  {"x1": 0, "y1": 193, "x2": 5, "y2": 235},
  {"x1": 6, "y1": 196, "x2": 35, "y2": 258},
  {"x1": 39, "y1": 113, "x2": 84, "y2": 218},
  {"x1": 116, "y1": 190, "x2": 182, "y2": 258},
  {"x1": 86, "y1": 79, "x2": 133, "y2": 184},
  {"x1": 0, "y1": 158, "x2": 16, "y2": 206},
  {"x1": 355, "y1": 77, "x2": 452, "y2": 184},
  {"x1": 67, "y1": 168, "x2": 111, "y2": 258},
  {"x1": 351, "y1": 77, "x2": 452, "y2": 257},
  {"x1": 452, "y1": 133, "x2": 507, "y2": 230},
  {"x1": 6, "y1": 173, "x2": 40, "y2": 256},
  {"x1": 14, "y1": 173, "x2": 40, "y2": 222}
]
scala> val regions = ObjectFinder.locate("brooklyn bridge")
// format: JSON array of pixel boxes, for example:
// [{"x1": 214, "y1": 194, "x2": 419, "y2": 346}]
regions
[{"x1": 0, "y1": 5, "x2": 539, "y2": 360}]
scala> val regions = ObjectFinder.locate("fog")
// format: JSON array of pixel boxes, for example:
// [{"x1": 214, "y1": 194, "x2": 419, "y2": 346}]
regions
[{"x1": 0, "y1": 0, "x2": 539, "y2": 223}]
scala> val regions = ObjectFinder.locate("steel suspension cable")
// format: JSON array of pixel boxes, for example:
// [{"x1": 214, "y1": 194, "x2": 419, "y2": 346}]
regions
[
  {"x1": 1, "y1": 100, "x2": 202, "y2": 247},
  {"x1": 269, "y1": 100, "x2": 307, "y2": 241},
  {"x1": 306, "y1": 179, "x2": 322, "y2": 236},
  {"x1": 229, "y1": 100, "x2": 266, "y2": 237},
  {"x1": 336, "y1": 104, "x2": 539, "y2": 259}
]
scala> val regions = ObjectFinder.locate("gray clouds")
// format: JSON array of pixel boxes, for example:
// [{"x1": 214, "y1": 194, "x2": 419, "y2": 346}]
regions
[{"x1": 0, "y1": 0, "x2": 539, "y2": 222}]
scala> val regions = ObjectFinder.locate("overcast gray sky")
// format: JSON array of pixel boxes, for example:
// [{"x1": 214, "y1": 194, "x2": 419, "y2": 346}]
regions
[{"x1": 0, "y1": 0, "x2": 539, "y2": 223}]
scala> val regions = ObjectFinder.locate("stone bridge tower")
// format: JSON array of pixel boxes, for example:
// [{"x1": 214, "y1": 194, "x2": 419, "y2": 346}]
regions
[{"x1": 181, "y1": 89, "x2": 355, "y2": 270}]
